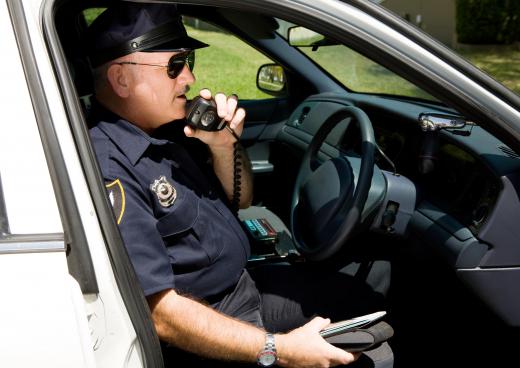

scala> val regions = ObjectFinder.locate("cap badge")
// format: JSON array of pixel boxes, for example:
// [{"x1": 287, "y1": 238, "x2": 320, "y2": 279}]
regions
[{"x1": 151, "y1": 176, "x2": 177, "y2": 207}]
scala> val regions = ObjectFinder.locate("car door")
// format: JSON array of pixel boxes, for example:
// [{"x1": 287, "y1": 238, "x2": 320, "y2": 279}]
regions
[
  {"x1": 3, "y1": 1, "x2": 164, "y2": 367},
  {"x1": 0, "y1": 2, "x2": 94, "y2": 366}
]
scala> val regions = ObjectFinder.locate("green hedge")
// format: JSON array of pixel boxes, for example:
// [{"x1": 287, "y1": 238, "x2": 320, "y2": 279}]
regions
[{"x1": 456, "y1": 0, "x2": 520, "y2": 44}]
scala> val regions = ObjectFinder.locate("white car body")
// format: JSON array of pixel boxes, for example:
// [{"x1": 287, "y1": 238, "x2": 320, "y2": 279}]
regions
[
  {"x1": 2, "y1": 0, "x2": 520, "y2": 367},
  {"x1": 0, "y1": 1, "x2": 143, "y2": 366}
]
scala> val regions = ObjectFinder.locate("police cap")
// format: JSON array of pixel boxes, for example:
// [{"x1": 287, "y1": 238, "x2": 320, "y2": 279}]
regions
[{"x1": 86, "y1": 2, "x2": 208, "y2": 67}]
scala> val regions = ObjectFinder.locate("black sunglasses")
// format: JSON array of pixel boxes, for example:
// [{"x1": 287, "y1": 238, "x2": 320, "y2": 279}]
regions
[{"x1": 115, "y1": 51, "x2": 195, "y2": 79}]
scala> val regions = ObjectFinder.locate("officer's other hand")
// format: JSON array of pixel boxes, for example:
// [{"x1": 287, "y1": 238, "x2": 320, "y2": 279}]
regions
[
  {"x1": 184, "y1": 88, "x2": 246, "y2": 149},
  {"x1": 276, "y1": 317, "x2": 359, "y2": 368}
]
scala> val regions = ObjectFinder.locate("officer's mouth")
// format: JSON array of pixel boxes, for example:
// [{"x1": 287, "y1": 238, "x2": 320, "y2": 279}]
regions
[
  {"x1": 176, "y1": 89, "x2": 189, "y2": 100},
  {"x1": 174, "y1": 94, "x2": 187, "y2": 105},
  {"x1": 175, "y1": 87, "x2": 190, "y2": 103}
]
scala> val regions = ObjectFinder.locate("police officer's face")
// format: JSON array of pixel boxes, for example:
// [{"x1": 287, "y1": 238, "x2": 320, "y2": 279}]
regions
[{"x1": 123, "y1": 51, "x2": 195, "y2": 130}]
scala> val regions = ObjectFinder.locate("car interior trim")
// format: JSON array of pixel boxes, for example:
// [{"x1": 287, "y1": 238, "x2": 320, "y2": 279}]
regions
[
  {"x1": 251, "y1": 160, "x2": 274, "y2": 174},
  {"x1": 457, "y1": 268, "x2": 520, "y2": 327},
  {"x1": 369, "y1": 171, "x2": 416, "y2": 237},
  {"x1": 477, "y1": 174, "x2": 520, "y2": 268},
  {"x1": 409, "y1": 209, "x2": 486, "y2": 268}
]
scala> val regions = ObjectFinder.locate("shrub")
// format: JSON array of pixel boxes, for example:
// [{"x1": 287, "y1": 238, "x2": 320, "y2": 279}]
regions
[{"x1": 456, "y1": 0, "x2": 520, "y2": 44}]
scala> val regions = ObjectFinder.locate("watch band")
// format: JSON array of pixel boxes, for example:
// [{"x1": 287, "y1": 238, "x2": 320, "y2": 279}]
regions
[
  {"x1": 265, "y1": 333, "x2": 276, "y2": 351},
  {"x1": 257, "y1": 333, "x2": 277, "y2": 367}
]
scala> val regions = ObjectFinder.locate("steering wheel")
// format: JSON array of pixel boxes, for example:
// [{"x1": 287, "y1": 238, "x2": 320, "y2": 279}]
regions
[{"x1": 290, "y1": 106, "x2": 376, "y2": 261}]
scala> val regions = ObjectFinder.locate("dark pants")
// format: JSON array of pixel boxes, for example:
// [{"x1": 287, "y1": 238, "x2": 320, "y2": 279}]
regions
[
  {"x1": 249, "y1": 263, "x2": 388, "y2": 332},
  {"x1": 162, "y1": 262, "x2": 393, "y2": 367}
]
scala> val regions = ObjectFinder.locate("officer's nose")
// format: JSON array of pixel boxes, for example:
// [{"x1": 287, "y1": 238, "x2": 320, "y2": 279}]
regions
[{"x1": 176, "y1": 64, "x2": 195, "y2": 85}]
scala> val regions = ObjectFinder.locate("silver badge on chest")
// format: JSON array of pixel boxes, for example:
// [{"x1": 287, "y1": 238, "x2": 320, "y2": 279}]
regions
[{"x1": 151, "y1": 176, "x2": 177, "y2": 207}]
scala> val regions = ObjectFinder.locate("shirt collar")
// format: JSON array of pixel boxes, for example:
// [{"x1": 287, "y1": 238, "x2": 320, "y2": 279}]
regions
[{"x1": 97, "y1": 115, "x2": 170, "y2": 166}]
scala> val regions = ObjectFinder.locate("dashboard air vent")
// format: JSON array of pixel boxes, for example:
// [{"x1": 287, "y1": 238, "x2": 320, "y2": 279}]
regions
[{"x1": 498, "y1": 145, "x2": 520, "y2": 159}]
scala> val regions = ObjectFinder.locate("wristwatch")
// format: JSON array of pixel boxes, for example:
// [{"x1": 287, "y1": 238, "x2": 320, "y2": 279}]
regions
[{"x1": 257, "y1": 333, "x2": 277, "y2": 367}]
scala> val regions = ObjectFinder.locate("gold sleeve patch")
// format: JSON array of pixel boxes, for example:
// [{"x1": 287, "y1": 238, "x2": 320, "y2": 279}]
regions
[{"x1": 105, "y1": 179, "x2": 126, "y2": 224}]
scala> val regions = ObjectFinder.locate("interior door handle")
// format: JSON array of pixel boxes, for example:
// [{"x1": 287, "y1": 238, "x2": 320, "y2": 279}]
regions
[{"x1": 251, "y1": 160, "x2": 274, "y2": 174}]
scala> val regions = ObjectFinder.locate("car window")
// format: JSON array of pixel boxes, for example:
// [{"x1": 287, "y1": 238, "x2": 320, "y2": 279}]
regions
[
  {"x1": 277, "y1": 21, "x2": 436, "y2": 101},
  {"x1": 377, "y1": 1, "x2": 520, "y2": 97},
  {"x1": 82, "y1": 10, "x2": 276, "y2": 100},
  {"x1": 183, "y1": 18, "x2": 275, "y2": 100},
  {"x1": 299, "y1": 45, "x2": 435, "y2": 101},
  {"x1": 83, "y1": 8, "x2": 105, "y2": 26}
]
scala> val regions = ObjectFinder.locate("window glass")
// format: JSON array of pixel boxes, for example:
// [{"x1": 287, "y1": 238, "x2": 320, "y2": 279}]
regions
[
  {"x1": 183, "y1": 19, "x2": 274, "y2": 99},
  {"x1": 277, "y1": 20, "x2": 435, "y2": 101},
  {"x1": 377, "y1": 1, "x2": 520, "y2": 96},
  {"x1": 81, "y1": 11, "x2": 276, "y2": 100},
  {"x1": 458, "y1": 47, "x2": 520, "y2": 94},
  {"x1": 299, "y1": 45, "x2": 435, "y2": 100},
  {"x1": 83, "y1": 8, "x2": 106, "y2": 26}
]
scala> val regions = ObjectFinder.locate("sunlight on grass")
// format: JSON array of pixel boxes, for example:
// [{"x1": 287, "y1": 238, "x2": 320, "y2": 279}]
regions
[
  {"x1": 459, "y1": 46, "x2": 520, "y2": 94},
  {"x1": 185, "y1": 26, "x2": 272, "y2": 99},
  {"x1": 83, "y1": 8, "x2": 105, "y2": 26},
  {"x1": 300, "y1": 46, "x2": 434, "y2": 100},
  {"x1": 186, "y1": 27, "x2": 434, "y2": 100}
]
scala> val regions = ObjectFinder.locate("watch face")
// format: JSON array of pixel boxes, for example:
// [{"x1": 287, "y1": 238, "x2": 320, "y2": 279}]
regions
[{"x1": 258, "y1": 351, "x2": 277, "y2": 366}]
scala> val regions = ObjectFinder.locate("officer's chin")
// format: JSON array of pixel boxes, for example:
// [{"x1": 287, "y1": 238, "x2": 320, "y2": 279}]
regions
[
  {"x1": 169, "y1": 111, "x2": 186, "y2": 122},
  {"x1": 169, "y1": 104, "x2": 186, "y2": 119}
]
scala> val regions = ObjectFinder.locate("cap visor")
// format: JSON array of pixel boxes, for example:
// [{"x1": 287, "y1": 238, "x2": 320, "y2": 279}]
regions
[{"x1": 145, "y1": 36, "x2": 209, "y2": 52}]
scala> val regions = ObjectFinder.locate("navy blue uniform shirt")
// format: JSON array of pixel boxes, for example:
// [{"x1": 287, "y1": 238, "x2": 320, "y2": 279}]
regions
[{"x1": 89, "y1": 105, "x2": 250, "y2": 299}]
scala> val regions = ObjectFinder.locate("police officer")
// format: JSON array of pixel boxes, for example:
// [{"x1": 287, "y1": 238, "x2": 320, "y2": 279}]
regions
[{"x1": 86, "y1": 3, "x2": 391, "y2": 367}]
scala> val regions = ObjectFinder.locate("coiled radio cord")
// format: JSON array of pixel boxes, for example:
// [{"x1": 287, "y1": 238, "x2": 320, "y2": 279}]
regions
[{"x1": 225, "y1": 125, "x2": 242, "y2": 213}]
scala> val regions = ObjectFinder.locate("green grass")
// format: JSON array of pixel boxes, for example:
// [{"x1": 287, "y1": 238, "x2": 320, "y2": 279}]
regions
[
  {"x1": 299, "y1": 46, "x2": 434, "y2": 99},
  {"x1": 184, "y1": 27, "x2": 272, "y2": 99},
  {"x1": 185, "y1": 28, "x2": 434, "y2": 100},
  {"x1": 83, "y1": 8, "x2": 105, "y2": 26},
  {"x1": 459, "y1": 46, "x2": 520, "y2": 94}
]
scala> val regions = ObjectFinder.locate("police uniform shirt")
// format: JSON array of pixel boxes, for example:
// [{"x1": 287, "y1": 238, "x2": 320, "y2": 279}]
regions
[{"x1": 89, "y1": 105, "x2": 250, "y2": 300}]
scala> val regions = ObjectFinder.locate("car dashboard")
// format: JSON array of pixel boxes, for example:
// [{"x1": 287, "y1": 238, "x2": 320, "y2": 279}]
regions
[
  {"x1": 373, "y1": 116, "x2": 503, "y2": 237},
  {"x1": 275, "y1": 92, "x2": 520, "y2": 326}
]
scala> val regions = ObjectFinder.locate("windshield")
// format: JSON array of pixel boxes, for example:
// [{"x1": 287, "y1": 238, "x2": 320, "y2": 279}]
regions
[{"x1": 277, "y1": 20, "x2": 437, "y2": 102}]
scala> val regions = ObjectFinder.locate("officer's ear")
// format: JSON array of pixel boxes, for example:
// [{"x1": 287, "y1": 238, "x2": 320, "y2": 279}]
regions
[{"x1": 106, "y1": 63, "x2": 130, "y2": 98}]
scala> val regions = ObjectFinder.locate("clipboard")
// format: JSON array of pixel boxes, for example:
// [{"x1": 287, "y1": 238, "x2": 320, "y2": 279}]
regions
[{"x1": 319, "y1": 311, "x2": 386, "y2": 338}]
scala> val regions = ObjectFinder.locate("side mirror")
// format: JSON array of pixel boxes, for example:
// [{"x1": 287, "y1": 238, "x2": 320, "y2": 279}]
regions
[{"x1": 256, "y1": 64, "x2": 286, "y2": 96}]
